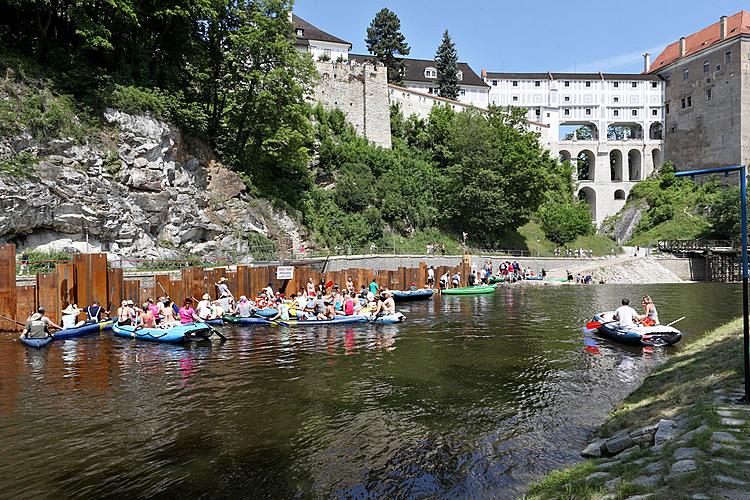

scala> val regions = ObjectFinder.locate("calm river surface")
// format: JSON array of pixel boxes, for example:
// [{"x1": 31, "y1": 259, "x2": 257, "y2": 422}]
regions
[{"x1": 0, "y1": 283, "x2": 742, "y2": 498}]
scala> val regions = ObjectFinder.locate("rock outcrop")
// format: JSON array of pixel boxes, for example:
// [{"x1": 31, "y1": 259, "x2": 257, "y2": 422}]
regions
[{"x1": 0, "y1": 109, "x2": 307, "y2": 261}]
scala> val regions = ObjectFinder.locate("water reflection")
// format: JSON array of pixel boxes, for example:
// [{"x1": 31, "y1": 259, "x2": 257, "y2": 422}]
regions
[{"x1": 0, "y1": 283, "x2": 741, "y2": 498}]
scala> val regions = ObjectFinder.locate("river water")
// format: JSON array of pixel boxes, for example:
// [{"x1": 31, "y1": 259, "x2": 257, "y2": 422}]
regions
[{"x1": 0, "y1": 283, "x2": 742, "y2": 498}]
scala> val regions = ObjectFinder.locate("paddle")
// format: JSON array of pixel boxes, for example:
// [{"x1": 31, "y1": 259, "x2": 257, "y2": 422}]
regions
[
  {"x1": 666, "y1": 316, "x2": 686, "y2": 327},
  {"x1": 0, "y1": 313, "x2": 27, "y2": 328},
  {"x1": 251, "y1": 311, "x2": 289, "y2": 327},
  {"x1": 585, "y1": 319, "x2": 617, "y2": 330}
]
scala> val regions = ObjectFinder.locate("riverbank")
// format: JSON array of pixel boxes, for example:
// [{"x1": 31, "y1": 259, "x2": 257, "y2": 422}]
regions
[{"x1": 528, "y1": 318, "x2": 749, "y2": 499}]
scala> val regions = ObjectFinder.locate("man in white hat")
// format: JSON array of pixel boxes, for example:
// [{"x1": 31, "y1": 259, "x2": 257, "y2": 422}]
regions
[
  {"x1": 215, "y1": 277, "x2": 234, "y2": 300},
  {"x1": 196, "y1": 293, "x2": 212, "y2": 319},
  {"x1": 61, "y1": 304, "x2": 86, "y2": 330}
]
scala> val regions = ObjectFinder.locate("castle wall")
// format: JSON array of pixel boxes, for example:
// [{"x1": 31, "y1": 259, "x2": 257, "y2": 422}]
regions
[{"x1": 312, "y1": 61, "x2": 391, "y2": 149}]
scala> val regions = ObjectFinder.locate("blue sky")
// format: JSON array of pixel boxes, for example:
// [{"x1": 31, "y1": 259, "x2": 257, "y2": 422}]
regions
[{"x1": 294, "y1": 0, "x2": 748, "y2": 74}]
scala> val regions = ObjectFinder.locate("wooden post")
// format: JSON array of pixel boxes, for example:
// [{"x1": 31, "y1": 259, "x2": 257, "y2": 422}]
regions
[
  {"x1": 16, "y1": 285, "x2": 36, "y2": 328},
  {"x1": 0, "y1": 244, "x2": 17, "y2": 331},
  {"x1": 107, "y1": 268, "x2": 124, "y2": 312},
  {"x1": 36, "y1": 272, "x2": 60, "y2": 325}
]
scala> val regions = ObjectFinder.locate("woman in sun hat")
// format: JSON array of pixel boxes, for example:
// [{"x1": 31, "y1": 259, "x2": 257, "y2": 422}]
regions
[{"x1": 61, "y1": 304, "x2": 85, "y2": 329}]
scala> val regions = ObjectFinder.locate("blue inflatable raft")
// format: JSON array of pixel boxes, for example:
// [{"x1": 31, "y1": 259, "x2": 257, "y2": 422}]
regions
[{"x1": 112, "y1": 323, "x2": 212, "y2": 343}]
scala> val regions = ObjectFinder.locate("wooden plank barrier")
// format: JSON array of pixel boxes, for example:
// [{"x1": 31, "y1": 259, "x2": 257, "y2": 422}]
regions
[
  {"x1": 15, "y1": 285, "x2": 36, "y2": 328},
  {"x1": 56, "y1": 262, "x2": 76, "y2": 311},
  {"x1": 0, "y1": 244, "x2": 17, "y2": 331},
  {"x1": 73, "y1": 253, "x2": 108, "y2": 308},
  {"x1": 123, "y1": 280, "x2": 140, "y2": 304},
  {"x1": 107, "y1": 268, "x2": 124, "y2": 311},
  {"x1": 36, "y1": 272, "x2": 60, "y2": 325}
]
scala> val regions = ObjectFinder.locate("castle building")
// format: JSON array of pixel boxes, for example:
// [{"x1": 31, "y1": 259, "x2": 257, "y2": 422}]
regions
[
  {"x1": 647, "y1": 11, "x2": 750, "y2": 171},
  {"x1": 483, "y1": 71, "x2": 665, "y2": 226}
]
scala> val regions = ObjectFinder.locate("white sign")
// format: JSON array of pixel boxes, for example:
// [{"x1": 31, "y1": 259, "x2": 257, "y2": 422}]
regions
[{"x1": 276, "y1": 266, "x2": 294, "y2": 280}]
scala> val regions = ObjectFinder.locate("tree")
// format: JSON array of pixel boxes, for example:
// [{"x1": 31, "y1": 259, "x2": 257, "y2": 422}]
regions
[
  {"x1": 538, "y1": 200, "x2": 594, "y2": 245},
  {"x1": 365, "y1": 8, "x2": 410, "y2": 84},
  {"x1": 435, "y1": 30, "x2": 460, "y2": 100}
]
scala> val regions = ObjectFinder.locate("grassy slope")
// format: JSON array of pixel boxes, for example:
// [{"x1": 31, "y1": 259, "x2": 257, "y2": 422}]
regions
[
  {"x1": 528, "y1": 318, "x2": 746, "y2": 499},
  {"x1": 628, "y1": 214, "x2": 709, "y2": 247},
  {"x1": 505, "y1": 222, "x2": 620, "y2": 257}
]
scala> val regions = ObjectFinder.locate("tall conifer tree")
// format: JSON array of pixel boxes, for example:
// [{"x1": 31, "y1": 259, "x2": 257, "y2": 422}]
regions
[
  {"x1": 365, "y1": 8, "x2": 410, "y2": 84},
  {"x1": 435, "y1": 30, "x2": 460, "y2": 100}
]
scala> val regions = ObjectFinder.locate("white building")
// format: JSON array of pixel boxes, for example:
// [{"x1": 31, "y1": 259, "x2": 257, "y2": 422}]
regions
[
  {"x1": 293, "y1": 14, "x2": 351, "y2": 62},
  {"x1": 350, "y1": 54, "x2": 490, "y2": 108},
  {"x1": 483, "y1": 70, "x2": 665, "y2": 226}
]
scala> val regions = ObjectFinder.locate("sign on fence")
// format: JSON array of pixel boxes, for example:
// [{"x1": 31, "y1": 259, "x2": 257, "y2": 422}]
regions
[{"x1": 276, "y1": 266, "x2": 294, "y2": 280}]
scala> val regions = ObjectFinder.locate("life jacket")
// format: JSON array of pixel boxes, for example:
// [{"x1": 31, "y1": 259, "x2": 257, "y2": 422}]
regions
[{"x1": 27, "y1": 319, "x2": 48, "y2": 339}]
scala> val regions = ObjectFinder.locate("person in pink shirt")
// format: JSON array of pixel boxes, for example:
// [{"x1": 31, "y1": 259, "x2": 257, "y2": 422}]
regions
[{"x1": 178, "y1": 298, "x2": 199, "y2": 325}]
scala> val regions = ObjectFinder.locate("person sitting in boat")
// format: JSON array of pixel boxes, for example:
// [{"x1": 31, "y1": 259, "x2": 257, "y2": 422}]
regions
[
  {"x1": 408, "y1": 282, "x2": 418, "y2": 291},
  {"x1": 218, "y1": 291, "x2": 235, "y2": 315},
  {"x1": 324, "y1": 299, "x2": 337, "y2": 319},
  {"x1": 640, "y1": 295, "x2": 659, "y2": 326},
  {"x1": 146, "y1": 298, "x2": 160, "y2": 319},
  {"x1": 236, "y1": 296, "x2": 253, "y2": 318},
  {"x1": 85, "y1": 300, "x2": 108, "y2": 324},
  {"x1": 613, "y1": 299, "x2": 644, "y2": 328},
  {"x1": 467, "y1": 271, "x2": 476, "y2": 286},
  {"x1": 196, "y1": 294, "x2": 212, "y2": 319},
  {"x1": 117, "y1": 300, "x2": 135, "y2": 326},
  {"x1": 307, "y1": 278, "x2": 317, "y2": 296},
  {"x1": 210, "y1": 301, "x2": 225, "y2": 319},
  {"x1": 161, "y1": 299, "x2": 178, "y2": 326},
  {"x1": 344, "y1": 293, "x2": 356, "y2": 316},
  {"x1": 137, "y1": 303, "x2": 157, "y2": 329},
  {"x1": 178, "y1": 298, "x2": 200, "y2": 325},
  {"x1": 359, "y1": 284, "x2": 368, "y2": 299},
  {"x1": 262, "y1": 283, "x2": 275, "y2": 302},
  {"x1": 22, "y1": 307, "x2": 61, "y2": 339},
  {"x1": 61, "y1": 304, "x2": 86, "y2": 329},
  {"x1": 373, "y1": 291, "x2": 396, "y2": 317},
  {"x1": 346, "y1": 277, "x2": 355, "y2": 293},
  {"x1": 216, "y1": 277, "x2": 234, "y2": 300},
  {"x1": 271, "y1": 299, "x2": 291, "y2": 321}
]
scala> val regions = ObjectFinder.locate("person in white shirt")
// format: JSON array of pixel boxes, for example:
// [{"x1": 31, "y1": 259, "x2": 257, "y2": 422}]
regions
[
  {"x1": 427, "y1": 266, "x2": 435, "y2": 289},
  {"x1": 61, "y1": 304, "x2": 85, "y2": 329},
  {"x1": 196, "y1": 294, "x2": 212, "y2": 319},
  {"x1": 613, "y1": 299, "x2": 643, "y2": 328}
]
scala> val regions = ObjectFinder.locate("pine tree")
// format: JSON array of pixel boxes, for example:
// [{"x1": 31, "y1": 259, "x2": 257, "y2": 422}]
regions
[
  {"x1": 435, "y1": 30, "x2": 460, "y2": 100},
  {"x1": 365, "y1": 8, "x2": 410, "y2": 84}
]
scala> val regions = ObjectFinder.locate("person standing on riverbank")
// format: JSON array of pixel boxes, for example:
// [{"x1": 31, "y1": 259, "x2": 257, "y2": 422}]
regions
[{"x1": 427, "y1": 266, "x2": 435, "y2": 289}]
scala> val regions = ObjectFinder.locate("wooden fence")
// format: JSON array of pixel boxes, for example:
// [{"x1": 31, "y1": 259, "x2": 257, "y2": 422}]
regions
[{"x1": 0, "y1": 243, "x2": 472, "y2": 332}]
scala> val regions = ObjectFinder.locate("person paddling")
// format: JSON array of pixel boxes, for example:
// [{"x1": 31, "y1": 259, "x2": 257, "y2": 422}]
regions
[
  {"x1": 178, "y1": 298, "x2": 200, "y2": 325},
  {"x1": 85, "y1": 300, "x2": 108, "y2": 323},
  {"x1": 22, "y1": 307, "x2": 61, "y2": 340}
]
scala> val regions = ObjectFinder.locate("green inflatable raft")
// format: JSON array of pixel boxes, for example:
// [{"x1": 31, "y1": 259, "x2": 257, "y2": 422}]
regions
[{"x1": 441, "y1": 284, "x2": 497, "y2": 296}]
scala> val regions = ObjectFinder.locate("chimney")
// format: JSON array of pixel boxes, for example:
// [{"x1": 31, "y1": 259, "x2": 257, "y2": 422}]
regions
[
  {"x1": 679, "y1": 36, "x2": 686, "y2": 57},
  {"x1": 720, "y1": 15, "x2": 728, "y2": 39},
  {"x1": 643, "y1": 52, "x2": 651, "y2": 73},
  {"x1": 481, "y1": 68, "x2": 487, "y2": 79}
]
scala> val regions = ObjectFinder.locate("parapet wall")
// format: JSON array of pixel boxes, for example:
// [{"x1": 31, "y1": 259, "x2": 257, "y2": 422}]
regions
[{"x1": 313, "y1": 61, "x2": 391, "y2": 149}]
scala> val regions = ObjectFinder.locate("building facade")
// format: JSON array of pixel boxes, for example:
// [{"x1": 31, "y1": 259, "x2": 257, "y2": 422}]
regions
[
  {"x1": 648, "y1": 11, "x2": 750, "y2": 171},
  {"x1": 483, "y1": 71, "x2": 665, "y2": 226},
  {"x1": 293, "y1": 14, "x2": 351, "y2": 62}
]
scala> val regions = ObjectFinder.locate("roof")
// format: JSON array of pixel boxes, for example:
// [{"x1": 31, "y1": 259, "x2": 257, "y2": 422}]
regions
[
  {"x1": 350, "y1": 54, "x2": 490, "y2": 88},
  {"x1": 648, "y1": 10, "x2": 750, "y2": 73},
  {"x1": 292, "y1": 14, "x2": 351, "y2": 48},
  {"x1": 484, "y1": 72, "x2": 661, "y2": 81}
]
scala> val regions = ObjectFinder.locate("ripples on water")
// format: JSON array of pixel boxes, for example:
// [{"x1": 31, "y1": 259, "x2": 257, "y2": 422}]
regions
[{"x1": 0, "y1": 283, "x2": 741, "y2": 498}]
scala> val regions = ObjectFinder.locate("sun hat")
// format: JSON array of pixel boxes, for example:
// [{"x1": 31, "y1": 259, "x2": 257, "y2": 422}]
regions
[
  {"x1": 202, "y1": 293, "x2": 210, "y2": 300},
  {"x1": 239, "y1": 295, "x2": 247, "y2": 302},
  {"x1": 62, "y1": 304, "x2": 79, "y2": 315}
]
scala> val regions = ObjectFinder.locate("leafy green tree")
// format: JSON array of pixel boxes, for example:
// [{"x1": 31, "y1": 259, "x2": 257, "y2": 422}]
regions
[
  {"x1": 706, "y1": 186, "x2": 741, "y2": 241},
  {"x1": 335, "y1": 163, "x2": 376, "y2": 211},
  {"x1": 365, "y1": 8, "x2": 410, "y2": 84},
  {"x1": 435, "y1": 30, "x2": 460, "y2": 100},
  {"x1": 538, "y1": 200, "x2": 594, "y2": 245},
  {"x1": 376, "y1": 153, "x2": 436, "y2": 232}
]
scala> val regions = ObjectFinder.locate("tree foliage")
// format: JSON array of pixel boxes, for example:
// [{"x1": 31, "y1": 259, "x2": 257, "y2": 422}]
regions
[
  {"x1": 365, "y1": 8, "x2": 410, "y2": 84},
  {"x1": 538, "y1": 200, "x2": 594, "y2": 245},
  {"x1": 435, "y1": 30, "x2": 460, "y2": 100}
]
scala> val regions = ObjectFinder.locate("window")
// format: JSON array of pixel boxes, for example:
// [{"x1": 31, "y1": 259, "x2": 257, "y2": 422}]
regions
[
  {"x1": 424, "y1": 67, "x2": 437, "y2": 78},
  {"x1": 631, "y1": 82, "x2": 637, "y2": 88},
  {"x1": 706, "y1": 88, "x2": 712, "y2": 101},
  {"x1": 564, "y1": 96, "x2": 570, "y2": 102},
  {"x1": 564, "y1": 81, "x2": 570, "y2": 87},
  {"x1": 296, "y1": 28, "x2": 304, "y2": 37},
  {"x1": 681, "y1": 98, "x2": 686, "y2": 109},
  {"x1": 492, "y1": 80, "x2": 498, "y2": 86},
  {"x1": 535, "y1": 108, "x2": 541, "y2": 116},
  {"x1": 512, "y1": 80, "x2": 518, "y2": 87},
  {"x1": 665, "y1": 76, "x2": 671, "y2": 87},
  {"x1": 613, "y1": 96, "x2": 620, "y2": 103},
  {"x1": 585, "y1": 108, "x2": 591, "y2": 115},
  {"x1": 535, "y1": 80, "x2": 541, "y2": 87},
  {"x1": 512, "y1": 95, "x2": 519, "y2": 102},
  {"x1": 613, "y1": 110, "x2": 620, "y2": 117},
  {"x1": 585, "y1": 81, "x2": 591, "y2": 87},
  {"x1": 716, "y1": 64, "x2": 721, "y2": 71},
  {"x1": 683, "y1": 68, "x2": 689, "y2": 81},
  {"x1": 614, "y1": 82, "x2": 619, "y2": 88},
  {"x1": 324, "y1": 48, "x2": 332, "y2": 58},
  {"x1": 687, "y1": 96, "x2": 692, "y2": 107},
  {"x1": 666, "y1": 103, "x2": 670, "y2": 114},
  {"x1": 725, "y1": 51, "x2": 732, "y2": 64},
  {"x1": 652, "y1": 109, "x2": 658, "y2": 116},
  {"x1": 651, "y1": 82, "x2": 658, "y2": 88},
  {"x1": 457, "y1": 70, "x2": 464, "y2": 81},
  {"x1": 632, "y1": 109, "x2": 637, "y2": 116},
  {"x1": 703, "y1": 60, "x2": 710, "y2": 73},
  {"x1": 460, "y1": 89, "x2": 466, "y2": 96},
  {"x1": 428, "y1": 87, "x2": 436, "y2": 94},
  {"x1": 564, "y1": 109, "x2": 570, "y2": 116}
]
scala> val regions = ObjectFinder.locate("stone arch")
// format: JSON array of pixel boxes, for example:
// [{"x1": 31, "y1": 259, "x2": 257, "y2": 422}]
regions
[
  {"x1": 628, "y1": 149, "x2": 642, "y2": 181},
  {"x1": 652, "y1": 148, "x2": 662, "y2": 170},
  {"x1": 614, "y1": 189, "x2": 626, "y2": 200},
  {"x1": 577, "y1": 150, "x2": 595, "y2": 181},
  {"x1": 649, "y1": 122, "x2": 663, "y2": 140},
  {"x1": 577, "y1": 186, "x2": 596, "y2": 220},
  {"x1": 609, "y1": 150, "x2": 623, "y2": 181},
  {"x1": 559, "y1": 150, "x2": 572, "y2": 164},
  {"x1": 607, "y1": 124, "x2": 643, "y2": 141}
]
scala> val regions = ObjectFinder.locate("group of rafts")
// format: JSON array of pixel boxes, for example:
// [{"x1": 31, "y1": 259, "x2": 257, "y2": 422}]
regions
[{"x1": 19, "y1": 282, "x2": 684, "y2": 349}]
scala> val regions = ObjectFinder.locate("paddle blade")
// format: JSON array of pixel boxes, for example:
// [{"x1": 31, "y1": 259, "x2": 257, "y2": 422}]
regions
[
  {"x1": 325, "y1": 280, "x2": 334, "y2": 289},
  {"x1": 585, "y1": 321, "x2": 602, "y2": 330}
]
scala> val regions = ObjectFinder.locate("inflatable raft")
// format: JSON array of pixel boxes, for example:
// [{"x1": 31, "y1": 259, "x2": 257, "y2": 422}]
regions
[
  {"x1": 223, "y1": 315, "x2": 272, "y2": 325},
  {"x1": 20, "y1": 335, "x2": 53, "y2": 348},
  {"x1": 112, "y1": 323, "x2": 212, "y2": 343},
  {"x1": 441, "y1": 284, "x2": 497, "y2": 296},
  {"x1": 54, "y1": 320, "x2": 113, "y2": 340},
  {"x1": 593, "y1": 312, "x2": 683, "y2": 347},
  {"x1": 392, "y1": 289, "x2": 434, "y2": 301}
]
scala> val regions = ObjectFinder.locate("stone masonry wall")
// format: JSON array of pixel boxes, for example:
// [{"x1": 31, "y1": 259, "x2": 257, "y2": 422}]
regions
[{"x1": 313, "y1": 61, "x2": 391, "y2": 149}]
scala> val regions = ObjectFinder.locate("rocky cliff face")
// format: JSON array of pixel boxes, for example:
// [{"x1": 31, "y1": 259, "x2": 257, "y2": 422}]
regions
[{"x1": 0, "y1": 109, "x2": 306, "y2": 261}]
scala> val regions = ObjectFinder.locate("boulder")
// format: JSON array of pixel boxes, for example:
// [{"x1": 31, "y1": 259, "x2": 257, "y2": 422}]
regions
[
  {"x1": 654, "y1": 419, "x2": 677, "y2": 446},
  {"x1": 582, "y1": 439, "x2": 607, "y2": 458},
  {"x1": 605, "y1": 433, "x2": 633, "y2": 455},
  {"x1": 669, "y1": 459, "x2": 697, "y2": 475}
]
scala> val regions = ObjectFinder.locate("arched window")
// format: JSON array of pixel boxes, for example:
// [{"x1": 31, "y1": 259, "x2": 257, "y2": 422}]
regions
[{"x1": 614, "y1": 189, "x2": 626, "y2": 200}]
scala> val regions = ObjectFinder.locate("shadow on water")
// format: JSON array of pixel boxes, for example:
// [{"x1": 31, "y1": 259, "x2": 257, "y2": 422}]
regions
[{"x1": 0, "y1": 283, "x2": 741, "y2": 498}]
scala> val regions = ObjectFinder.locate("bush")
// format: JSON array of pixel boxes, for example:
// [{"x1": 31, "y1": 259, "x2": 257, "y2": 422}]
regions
[
  {"x1": 537, "y1": 200, "x2": 594, "y2": 245},
  {"x1": 0, "y1": 151, "x2": 38, "y2": 176}
]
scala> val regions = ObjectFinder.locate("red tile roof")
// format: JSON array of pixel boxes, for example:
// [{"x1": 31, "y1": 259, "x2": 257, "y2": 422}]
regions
[{"x1": 648, "y1": 10, "x2": 750, "y2": 73}]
